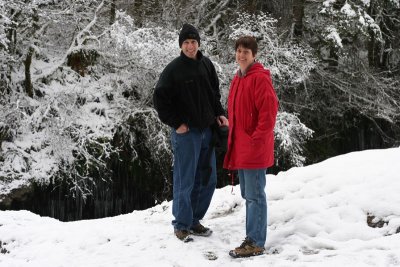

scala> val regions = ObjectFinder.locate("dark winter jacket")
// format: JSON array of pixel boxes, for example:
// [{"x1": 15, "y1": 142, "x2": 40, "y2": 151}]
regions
[
  {"x1": 223, "y1": 62, "x2": 278, "y2": 170},
  {"x1": 153, "y1": 51, "x2": 225, "y2": 129}
]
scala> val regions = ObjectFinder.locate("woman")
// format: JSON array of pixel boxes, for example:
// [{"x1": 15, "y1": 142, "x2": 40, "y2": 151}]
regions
[{"x1": 223, "y1": 36, "x2": 278, "y2": 258}]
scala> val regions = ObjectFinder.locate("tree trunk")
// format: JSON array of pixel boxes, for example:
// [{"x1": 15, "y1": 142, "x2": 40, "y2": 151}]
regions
[
  {"x1": 24, "y1": 46, "x2": 34, "y2": 98},
  {"x1": 6, "y1": 9, "x2": 18, "y2": 54},
  {"x1": 133, "y1": 0, "x2": 143, "y2": 27},
  {"x1": 329, "y1": 47, "x2": 339, "y2": 67},
  {"x1": 6, "y1": 28, "x2": 14, "y2": 54},
  {"x1": 292, "y1": 0, "x2": 305, "y2": 37},
  {"x1": 110, "y1": 0, "x2": 116, "y2": 25},
  {"x1": 367, "y1": 2, "x2": 380, "y2": 68},
  {"x1": 264, "y1": 0, "x2": 293, "y2": 26}
]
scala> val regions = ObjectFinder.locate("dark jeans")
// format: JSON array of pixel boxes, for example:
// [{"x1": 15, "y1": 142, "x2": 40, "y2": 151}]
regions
[{"x1": 171, "y1": 127, "x2": 217, "y2": 230}]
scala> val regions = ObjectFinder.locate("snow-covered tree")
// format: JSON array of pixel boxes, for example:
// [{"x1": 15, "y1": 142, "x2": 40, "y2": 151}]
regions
[
  {"x1": 0, "y1": 1, "x2": 109, "y2": 198},
  {"x1": 229, "y1": 12, "x2": 317, "y2": 89},
  {"x1": 0, "y1": 1, "x2": 8, "y2": 50},
  {"x1": 300, "y1": 0, "x2": 400, "y2": 145},
  {"x1": 275, "y1": 112, "x2": 314, "y2": 167},
  {"x1": 0, "y1": 4, "x2": 9, "y2": 94},
  {"x1": 319, "y1": 0, "x2": 382, "y2": 47},
  {"x1": 0, "y1": 2, "x2": 176, "y2": 204},
  {"x1": 309, "y1": 0, "x2": 400, "y2": 70}
]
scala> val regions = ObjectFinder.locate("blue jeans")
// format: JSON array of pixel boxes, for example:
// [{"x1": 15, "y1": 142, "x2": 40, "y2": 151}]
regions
[
  {"x1": 238, "y1": 169, "x2": 267, "y2": 247},
  {"x1": 171, "y1": 127, "x2": 217, "y2": 230}
]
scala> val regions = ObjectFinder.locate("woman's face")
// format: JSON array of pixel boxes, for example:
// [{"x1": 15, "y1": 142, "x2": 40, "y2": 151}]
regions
[{"x1": 235, "y1": 45, "x2": 255, "y2": 71}]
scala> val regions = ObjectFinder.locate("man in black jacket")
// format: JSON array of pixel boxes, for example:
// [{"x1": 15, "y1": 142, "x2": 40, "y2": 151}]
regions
[{"x1": 153, "y1": 24, "x2": 228, "y2": 242}]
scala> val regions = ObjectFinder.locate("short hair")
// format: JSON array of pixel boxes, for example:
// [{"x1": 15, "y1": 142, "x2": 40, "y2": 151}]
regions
[{"x1": 235, "y1": 36, "x2": 258, "y2": 56}]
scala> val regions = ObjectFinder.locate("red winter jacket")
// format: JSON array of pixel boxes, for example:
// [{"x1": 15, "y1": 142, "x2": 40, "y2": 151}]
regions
[{"x1": 223, "y1": 63, "x2": 278, "y2": 170}]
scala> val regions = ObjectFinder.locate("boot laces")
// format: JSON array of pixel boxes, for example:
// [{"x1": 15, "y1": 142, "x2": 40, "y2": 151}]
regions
[{"x1": 239, "y1": 237, "x2": 254, "y2": 249}]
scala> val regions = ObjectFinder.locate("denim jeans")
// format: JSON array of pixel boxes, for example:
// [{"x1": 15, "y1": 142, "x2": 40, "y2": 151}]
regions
[
  {"x1": 238, "y1": 169, "x2": 267, "y2": 247},
  {"x1": 171, "y1": 127, "x2": 217, "y2": 230}
]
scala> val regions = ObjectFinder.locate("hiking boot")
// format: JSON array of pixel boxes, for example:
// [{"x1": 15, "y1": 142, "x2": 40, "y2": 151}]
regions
[
  {"x1": 190, "y1": 224, "x2": 213, "y2": 237},
  {"x1": 229, "y1": 237, "x2": 265, "y2": 258},
  {"x1": 174, "y1": 229, "x2": 193, "y2": 243}
]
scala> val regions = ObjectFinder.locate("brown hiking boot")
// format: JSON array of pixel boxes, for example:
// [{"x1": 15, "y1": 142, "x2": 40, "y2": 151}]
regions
[
  {"x1": 229, "y1": 237, "x2": 265, "y2": 258},
  {"x1": 174, "y1": 229, "x2": 193, "y2": 243},
  {"x1": 190, "y1": 224, "x2": 213, "y2": 237}
]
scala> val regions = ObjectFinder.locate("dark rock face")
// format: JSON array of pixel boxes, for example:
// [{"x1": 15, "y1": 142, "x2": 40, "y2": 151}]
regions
[
  {"x1": 0, "y1": 184, "x2": 34, "y2": 208},
  {"x1": 0, "y1": 159, "x2": 170, "y2": 222},
  {"x1": 67, "y1": 49, "x2": 99, "y2": 77},
  {"x1": 0, "y1": 132, "x2": 172, "y2": 221}
]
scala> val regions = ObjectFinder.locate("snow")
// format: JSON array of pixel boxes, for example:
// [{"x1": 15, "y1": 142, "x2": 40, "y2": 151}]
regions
[
  {"x1": 390, "y1": 0, "x2": 400, "y2": 8},
  {"x1": 1, "y1": 147, "x2": 400, "y2": 266},
  {"x1": 326, "y1": 27, "x2": 343, "y2": 48},
  {"x1": 359, "y1": 15, "x2": 366, "y2": 26},
  {"x1": 341, "y1": 3, "x2": 357, "y2": 18},
  {"x1": 361, "y1": 0, "x2": 371, "y2": 7},
  {"x1": 323, "y1": 0, "x2": 336, "y2": 8}
]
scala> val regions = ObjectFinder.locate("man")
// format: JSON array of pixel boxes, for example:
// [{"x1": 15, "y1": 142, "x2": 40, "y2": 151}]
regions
[
  {"x1": 224, "y1": 36, "x2": 278, "y2": 257},
  {"x1": 153, "y1": 24, "x2": 228, "y2": 242}
]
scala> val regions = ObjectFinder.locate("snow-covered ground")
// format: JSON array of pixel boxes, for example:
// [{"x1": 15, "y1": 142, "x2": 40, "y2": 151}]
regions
[{"x1": 1, "y1": 148, "x2": 400, "y2": 267}]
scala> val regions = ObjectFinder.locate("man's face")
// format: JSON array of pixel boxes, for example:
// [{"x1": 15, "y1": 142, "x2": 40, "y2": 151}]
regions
[
  {"x1": 235, "y1": 45, "x2": 255, "y2": 71},
  {"x1": 181, "y1": 39, "x2": 199, "y2": 59}
]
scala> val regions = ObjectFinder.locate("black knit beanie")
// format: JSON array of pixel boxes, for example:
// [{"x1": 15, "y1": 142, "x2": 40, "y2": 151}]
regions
[{"x1": 178, "y1": 24, "x2": 200, "y2": 47}]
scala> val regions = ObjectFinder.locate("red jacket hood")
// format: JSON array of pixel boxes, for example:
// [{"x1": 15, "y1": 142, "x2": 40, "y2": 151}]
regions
[{"x1": 236, "y1": 62, "x2": 270, "y2": 78}]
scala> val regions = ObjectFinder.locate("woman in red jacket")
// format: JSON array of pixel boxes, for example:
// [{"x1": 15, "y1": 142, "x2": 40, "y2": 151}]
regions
[{"x1": 224, "y1": 36, "x2": 278, "y2": 258}]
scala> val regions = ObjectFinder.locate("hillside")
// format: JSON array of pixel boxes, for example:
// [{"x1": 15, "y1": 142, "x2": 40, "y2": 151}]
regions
[{"x1": 1, "y1": 147, "x2": 399, "y2": 266}]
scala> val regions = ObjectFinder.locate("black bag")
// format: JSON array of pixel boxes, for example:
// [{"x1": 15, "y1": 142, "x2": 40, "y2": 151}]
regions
[
  {"x1": 201, "y1": 123, "x2": 229, "y2": 185},
  {"x1": 212, "y1": 123, "x2": 229, "y2": 153}
]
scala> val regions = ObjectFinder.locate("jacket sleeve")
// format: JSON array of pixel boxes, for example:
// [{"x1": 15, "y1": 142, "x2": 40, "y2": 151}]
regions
[
  {"x1": 208, "y1": 59, "x2": 225, "y2": 117},
  {"x1": 153, "y1": 69, "x2": 183, "y2": 129},
  {"x1": 251, "y1": 73, "x2": 278, "y2": 141}
]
